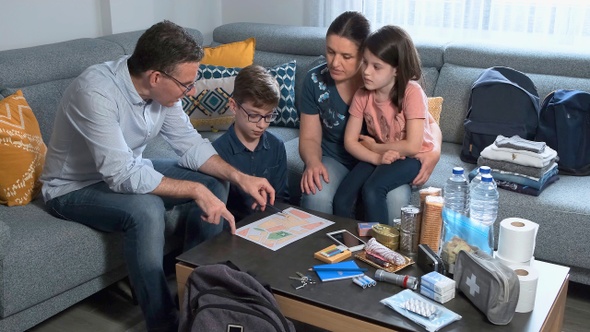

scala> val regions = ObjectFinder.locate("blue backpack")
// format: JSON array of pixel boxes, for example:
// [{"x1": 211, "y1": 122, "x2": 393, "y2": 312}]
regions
[
  {"x1": 461, "y1": 66, "x2": 540, "y2": 163},
  {"x1": 536, "y1": 89, "x2": 590, "y2": 176}
]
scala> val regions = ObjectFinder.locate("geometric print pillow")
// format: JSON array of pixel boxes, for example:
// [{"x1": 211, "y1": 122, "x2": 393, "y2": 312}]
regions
[
  {"x1": 182, "y1": 74, "x2": 236, "y2": 132},
  {"x1": 0, "y1": 90, "x2": 47, "y2": 206},
  {"x1": 267, "y1": 60, "x2": 298, "y2": 128},
  {"x1": 182, "y1": 61, "x2": 299, "y2": 131}
]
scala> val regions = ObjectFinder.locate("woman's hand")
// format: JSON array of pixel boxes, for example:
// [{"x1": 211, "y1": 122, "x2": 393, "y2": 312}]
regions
[
  {"x1": 300, "y1": 161, "x2": 329, "y2": 195},
  {"x1": 412, "y1": 149, "x2": 440, "y2": 186}
]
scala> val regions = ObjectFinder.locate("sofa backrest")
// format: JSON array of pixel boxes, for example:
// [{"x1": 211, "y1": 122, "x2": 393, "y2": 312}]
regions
[
  {"x1": 0, "y1": 28, "x2": 204, "y2": 143},
  {"x1": 435, "y1": 43, "x2": 590, "y2": 144},
  {"x1": 212, "y1": 22, "x2": 446, "y2": 113}
]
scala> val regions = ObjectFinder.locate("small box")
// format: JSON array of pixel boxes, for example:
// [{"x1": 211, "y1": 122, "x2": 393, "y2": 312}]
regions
[
  {"x1": 420, "y1": 284, "x2": 455, "y2": 304},
  {"x1": 421, "y1": 271, "x2": 455, "y2": 294},
  {"x1": 357, "y1": 222, "x2": 378, "y2": 237},
  {"x1": 313, "y1": 244, "x2": 352, "y2": 264}
]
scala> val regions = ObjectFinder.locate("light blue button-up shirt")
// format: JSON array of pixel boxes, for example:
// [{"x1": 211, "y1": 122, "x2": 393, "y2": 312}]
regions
[{"x1": 41, "y1": 55, "x2": 217, "y2": 201}]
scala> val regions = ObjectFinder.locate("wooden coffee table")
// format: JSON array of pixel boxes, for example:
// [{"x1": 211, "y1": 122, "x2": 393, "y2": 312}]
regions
[{"x1": 176, "y1": 204, "x2": 569, "y2": 332}]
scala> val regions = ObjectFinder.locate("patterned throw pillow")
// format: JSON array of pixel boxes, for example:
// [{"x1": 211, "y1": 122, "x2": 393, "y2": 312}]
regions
[
  {"x1": 427, "y1": 96, "x2": 444, "y2": 125},
  {"x1": 182, "y1": 61, "x2": 298, "y2": 131},
  {"x1": 268, "y1": 61, "x2": 298, "y2": 128},
  {"x1": 183, "y1": 73, "x2": 237, "y2": 132},
  {"x1": 0, "y1": 90, "x2": 47, "y2": 206}
]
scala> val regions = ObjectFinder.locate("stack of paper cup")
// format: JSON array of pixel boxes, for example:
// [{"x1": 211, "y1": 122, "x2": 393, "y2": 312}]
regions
[{"x1": 496, "y1": 218, "x2": 539, "y2": 267}]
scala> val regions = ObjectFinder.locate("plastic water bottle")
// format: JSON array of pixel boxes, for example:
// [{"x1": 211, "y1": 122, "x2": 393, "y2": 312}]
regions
[
  {"x1": 470, "y1": 166, "x2": 496, "y2": 191},
  {"x1": 443, "y1": 167, "x2": 470, "y2": 216},
  {"x1": 469, "y1": 174, "x2": 499, "y2": 226}
]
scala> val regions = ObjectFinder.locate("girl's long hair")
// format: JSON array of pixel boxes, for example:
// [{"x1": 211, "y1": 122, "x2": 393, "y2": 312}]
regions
[{"x1": 362, "y1": 25, "x2": 422, "y2": 112}]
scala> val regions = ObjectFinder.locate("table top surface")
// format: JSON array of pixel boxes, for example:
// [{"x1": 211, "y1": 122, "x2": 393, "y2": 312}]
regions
[{"x1": 177, "y1": 203, "x2": 570, "y2": 332}]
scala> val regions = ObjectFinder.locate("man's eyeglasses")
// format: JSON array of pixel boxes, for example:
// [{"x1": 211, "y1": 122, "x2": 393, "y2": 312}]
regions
[
  {"x1": 158, "y1": 70, "x2": 196, "y2": 96},
  {"x1": 236, "y1": 101, "x2": 278, "y2": 123}
]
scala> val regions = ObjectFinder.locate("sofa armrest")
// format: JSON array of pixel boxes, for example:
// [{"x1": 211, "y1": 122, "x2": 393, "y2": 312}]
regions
[{"x1": 0, "y1": 219, "x2": 9, "y2": 261}]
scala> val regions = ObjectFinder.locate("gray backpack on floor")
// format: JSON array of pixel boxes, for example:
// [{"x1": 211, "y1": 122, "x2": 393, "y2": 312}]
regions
[{"x1": 179, "y1": 261, "x2": 295, "y2": 332}]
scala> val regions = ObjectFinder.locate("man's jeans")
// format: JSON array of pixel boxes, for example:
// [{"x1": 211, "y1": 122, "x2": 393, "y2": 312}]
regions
[{"x1": 45, "y1": 159, "x2": 228, "y2": 331}]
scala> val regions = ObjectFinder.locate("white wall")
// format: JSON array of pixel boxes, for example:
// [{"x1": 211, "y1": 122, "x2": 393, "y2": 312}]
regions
[
  {"x1": 0, "y1": 0, "x2": 306, "y2": 52},
  {"x1": 0, "y1": 0, "x2": 223, "y2": 51},
  {"x1": 221, "y1": 0, "x2": 306, "y2": 26}
]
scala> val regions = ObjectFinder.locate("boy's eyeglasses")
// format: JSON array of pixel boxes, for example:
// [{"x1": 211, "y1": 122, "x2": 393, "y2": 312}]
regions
[
  {"x1": 158, "y1": 70, "x2": 196, "y2": 96},
  {"x1": 236, "y1": 101, "x2": 278, "y2": 123}
]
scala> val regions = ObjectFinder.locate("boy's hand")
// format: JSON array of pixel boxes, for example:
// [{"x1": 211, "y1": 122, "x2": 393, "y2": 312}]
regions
[{"x1": 237, "y1": 174, "x2": 276, "y2": 211}]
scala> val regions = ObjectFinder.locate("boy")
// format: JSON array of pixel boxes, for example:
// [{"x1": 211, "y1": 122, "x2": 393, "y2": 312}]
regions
[{"x1": 213, "y1": 65, "x2": 289, "y2": 220}]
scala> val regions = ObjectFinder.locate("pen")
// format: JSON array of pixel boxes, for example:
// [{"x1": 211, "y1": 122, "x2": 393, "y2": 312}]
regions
[
  {"x1": 265, "y1": 204, "x2": 287, "y2": 214},
  {"x1": 264, "y1": 204, "x2": 288, "y2": 217}
]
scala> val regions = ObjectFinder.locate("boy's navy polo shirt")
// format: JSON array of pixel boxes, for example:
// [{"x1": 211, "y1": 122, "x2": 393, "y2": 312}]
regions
[{"x1": 212, "y1": 124, "x2": 289, "y2": 219}]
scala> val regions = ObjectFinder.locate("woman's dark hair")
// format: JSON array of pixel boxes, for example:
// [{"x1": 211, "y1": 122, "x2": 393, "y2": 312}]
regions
[
  {"x1": 128, "y1": 20, "x2": 204, "y2": 76},
  {"x1": 363, "y1": 25, "x2": 422, "y2": 112},
  {"x1": 326, "y1": 11, "x2": 371, "y2": 49}
]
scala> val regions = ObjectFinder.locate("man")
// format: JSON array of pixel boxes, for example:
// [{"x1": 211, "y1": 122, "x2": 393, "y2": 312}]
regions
[{"x1": 41, "y1": 21, "x2": 275, "y2": 332}]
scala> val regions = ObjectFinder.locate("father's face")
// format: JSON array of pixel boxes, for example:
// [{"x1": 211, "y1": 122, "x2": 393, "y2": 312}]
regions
[{"x1": 154, "y1": 62, "x2": 199, "y2": 107}]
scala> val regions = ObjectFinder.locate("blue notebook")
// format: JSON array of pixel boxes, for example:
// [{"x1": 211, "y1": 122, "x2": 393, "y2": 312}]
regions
[{"x1": 313, "y1": 260, "x2": 366, "y2": 282}]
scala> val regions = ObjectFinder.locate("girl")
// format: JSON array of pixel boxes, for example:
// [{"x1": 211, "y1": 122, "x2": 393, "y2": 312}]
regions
[
  {"x1": 299, "y1": 12, "x2": 442, "y2": 221},
  {"x1": 333, "y1": 25, "x2": 435, "y2": 224}
]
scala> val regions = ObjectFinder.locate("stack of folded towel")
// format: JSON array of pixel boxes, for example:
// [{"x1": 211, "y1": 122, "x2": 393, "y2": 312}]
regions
[{"x1": 470, "y1": 135, "x2": 559, "y2": 196}]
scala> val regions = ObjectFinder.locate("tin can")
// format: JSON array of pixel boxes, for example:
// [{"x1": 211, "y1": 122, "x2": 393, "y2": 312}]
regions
[{"x1": 401, "y1": 205, "x2": 421, "y2": 233}]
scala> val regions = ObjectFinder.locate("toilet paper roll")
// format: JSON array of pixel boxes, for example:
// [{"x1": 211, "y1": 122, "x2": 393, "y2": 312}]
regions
[
  {"x1": 494, "y1": 251, "x2": 535, "y2": 267},
  {"x1": 497, "y1": 218, "x2": 539, "y2": 263},
  {"x1": 512, "y1": 265, "x2": 539, "y2": 313}
]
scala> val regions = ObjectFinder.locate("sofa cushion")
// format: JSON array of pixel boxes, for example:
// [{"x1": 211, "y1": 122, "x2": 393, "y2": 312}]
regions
[
  {"x1": 183, "y1": 64, "x2": 241, "y2": 132},
  {"x1": 184, "y1": 61, "x2": 298, "y2": 130},
  {"x1": 0, "y1": 198, "x2": 185, "y2": 318},
  {"x1": 0, "y1": 90, "x2": 46, "y2": 206},
  {"x1": 427, "y1": 97, "x2": 444, "y2": 125},
  {"x1": 267, "y1": 61, "x2": 298, "y2": 128},
  {"x1": 201, "y1": 38, "x2": 256, "y2": 67},
  {"x1": 213, "y1": 23, "x2": 326, "y2": 57},
  {"x1": 183, "y1": 75, "x2": 236, "y2": 132},
  {"x1": 0, "y1": 39, "x2": 123, "y2": 88},
  {"x1": 98, "y1": 28, "x2": 204, "y2": 55},
  {"x1": 2, "y1": 79, "x2": 73, "y2": 143}
]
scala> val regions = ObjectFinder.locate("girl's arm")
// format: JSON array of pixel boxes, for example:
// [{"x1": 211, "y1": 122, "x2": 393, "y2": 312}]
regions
[
  {"x1": 360, "y1": 118, "x2": 424, "y2": 157},
  {"x1": 344, "y1": 115, "x2": 384, "y2": 165}
]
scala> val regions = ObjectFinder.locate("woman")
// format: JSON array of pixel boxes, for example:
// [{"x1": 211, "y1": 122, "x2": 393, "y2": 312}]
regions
[{"x1": 298, "y1": 11, "x2": 442, "y2": 222}]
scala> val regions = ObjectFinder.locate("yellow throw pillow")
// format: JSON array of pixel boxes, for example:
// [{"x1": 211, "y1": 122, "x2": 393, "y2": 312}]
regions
[
  {"x1": 0, "y1": 90, "x2": 47, "y2": 206},
  {"x1": 427, "y1": 96, "x2": 444, "y2": 125},
  {"x1": 201, "y1": 38, "x2": 256, "y2": 67}
]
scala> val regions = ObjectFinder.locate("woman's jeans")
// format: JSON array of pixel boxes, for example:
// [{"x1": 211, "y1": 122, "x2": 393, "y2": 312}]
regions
[
  {"x1": 45, "y1": 159, "x2": 228, "y2": 332},
  {"x1": 300, "y1": 156, "x2": 412, "y2": 222}
]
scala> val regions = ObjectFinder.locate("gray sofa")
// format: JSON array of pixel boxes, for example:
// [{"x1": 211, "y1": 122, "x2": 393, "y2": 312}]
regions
[
  {"x1": 208, "y1": 22, "x2": 590, "y2": 286},
  {"x1": 1, "y1": 21, "x2": 589, "y2": 331},
  {"x1": 0, "y1": 29, "x2": 204, "y2": 332}
]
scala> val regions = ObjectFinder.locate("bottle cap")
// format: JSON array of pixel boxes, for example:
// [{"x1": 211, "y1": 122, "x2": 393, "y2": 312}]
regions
[
  {"x1": 452, "y1": 167, "x2": 464, "y2": 175},
  {"x1": 481, "y1": 174, "x2": 493, "y2": 182},
  {"x1": 479, "y1": 166, "x2": 491, "y2": 174}
]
